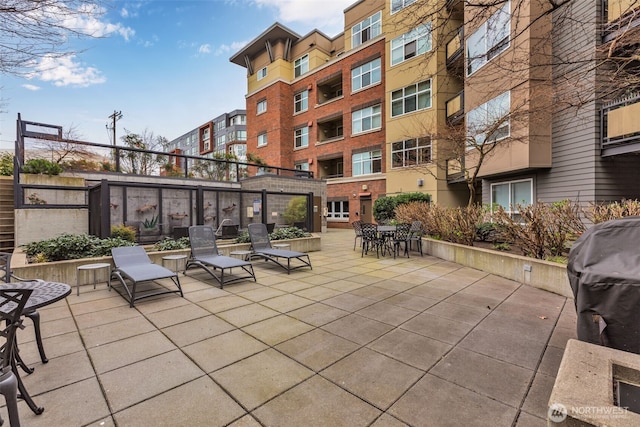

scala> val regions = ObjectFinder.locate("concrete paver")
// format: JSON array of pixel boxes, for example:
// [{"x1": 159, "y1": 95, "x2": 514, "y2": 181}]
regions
[{"x1": 12, "y1": 229, "x2": 576, "y2": 426}]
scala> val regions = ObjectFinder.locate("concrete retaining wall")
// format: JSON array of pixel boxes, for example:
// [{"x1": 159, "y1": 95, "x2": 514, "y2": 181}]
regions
[{"x1": 423, "y1": 238, "x2": 572, "y2": 298}]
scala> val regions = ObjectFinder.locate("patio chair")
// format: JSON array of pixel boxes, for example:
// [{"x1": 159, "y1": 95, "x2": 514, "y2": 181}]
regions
[
  {"x1": 111, "y1": 246, "x2": 183, "y2": 307},
  {"x1": 0, "y1": 253, "x2": 48, "y2": 366},
  {"x1": 408, "y1": 221, "x2": 424, "y2": 256},
  {"x1": 185, "y1": 226, "x2": 256, "y2": 288},
  {"x1": 247, "y1": 223, "x2": 312, "y2": 274},
  {"x1": 392, "y1": 223, "x2": 412, "y2": 259},
  {"x1": 0, "y1": 288, "x2": 33, "y2": 427},
  {"x1": 351, "y1": 220, "x2": 363, "y2": 250},
  {"x1": 361, "y1": 223, "x2": 382, "y2": 258}
]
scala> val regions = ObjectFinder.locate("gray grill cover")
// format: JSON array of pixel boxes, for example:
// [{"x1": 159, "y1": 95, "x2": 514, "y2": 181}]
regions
[{"x1": 568, "y1": 217, "x2": 640, "y2": 354}]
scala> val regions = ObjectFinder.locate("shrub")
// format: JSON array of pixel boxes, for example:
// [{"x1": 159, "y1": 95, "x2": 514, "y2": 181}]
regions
[
  {"x1": 142, "y1": 215, "x2": 159, "y2": 229},
  {"x1": 583, "y1": 199, "x2": 640, "y2": 223},
  {"x1": 0, "y1": 152, "x2": 13, "y2": 176},
  {"x1": 111, "y1": 224, "x2": 137, "y2": 242},
  {"x1": 22, "y1": 158, "x2": 63, "y2": 175},
  {"x1": 154, "y1": 237, "x2": 190, "y2": 251},
  {"x1": 374, "y1": 193, "x2": 431, "y2": 223},
  {"x1": 492, "y1": 200, "x2": 584, "y2": 259},
  {"x1": 395, "y1": 202, "x2": 481, "y2": 245},
  {"x1": 22, "y1": 234, "x2": 135, "y2": 262},
  {"x1": 283, "y1": 196, "x2": 307, "y2": 225}
]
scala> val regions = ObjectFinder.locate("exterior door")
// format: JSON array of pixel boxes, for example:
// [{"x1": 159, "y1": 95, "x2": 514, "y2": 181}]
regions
[
  {"x1": 313, "y1": 196, "x2": 322, "y2": 232},
  {"x1": 360, "y1": 198, "x2": 372, "y2": 223}
]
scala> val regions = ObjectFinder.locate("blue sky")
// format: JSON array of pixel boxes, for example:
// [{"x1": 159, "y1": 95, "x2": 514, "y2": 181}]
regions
[{"x1": 0, "y1": 0, "x2": 354, "y2": 150}]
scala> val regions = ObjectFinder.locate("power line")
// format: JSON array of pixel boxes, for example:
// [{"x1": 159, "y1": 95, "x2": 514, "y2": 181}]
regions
[{"x1": 106, "y1": 110, "x2": 123, "y2": 146}]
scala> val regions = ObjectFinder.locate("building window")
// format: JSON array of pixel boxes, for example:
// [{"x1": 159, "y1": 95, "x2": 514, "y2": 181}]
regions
[
  {"x1": 294, "y1": 126, "x2": 309, "y2": 148},
  {"x1": 467, "y1": 1, "x2": 510, "y2": 75},
  {"x1": 295, "y1": 162, "x2": 310, "y2": 171},
  {"x1": 215, "y1": 120, "x2": 225, "y2": 131},
  {"x1": 257, "y1": 99, "x2": 267, "y2": 114},
  {"x1": 231, "y1": 115, "x2": 246, "y2": 125},
  {"x1": 391, "y1": 0, "x2": 417, "y2": 14},
  {"x1": 491, "y1": 178, "x2": 532, "y2": 221},
  {"x1": 467, "y1": 91, "x2": 510, "y2": 145},
  {"x1": 257, "y1": 133, "x2": 267, "y2": 147},
  {"x1": 294, "y1": 90, "x2": 309, "y2": 113},
  {"x1": 257, "y1": 67, "x2": 267, "y2": 80},
  {"x1": 352, "y1": 105, "x2": 381, "y2": 134},
  {"x1": 352, "y1": 150, "x2": 382, "y2": 176},
  {"x1": 202, "y1": 128, "x2": 210, "y2": 151},
  {"x1": 392, "y1": 137, "x2": 432, "y2": 168},
  {"x1": 351, "y1": 58, "x2": 381, "y2": 92},
  {"x1": 327, "y1": 200, "x2": 349, "y2": 219},
  {"x1": 294, "y1": 54, "x2": 309, "y2": 77},
  {"x1": 352, "y1": 11, "x2": 382, "y2": 48},
  {"x1": 391, "y1": 80, "x2": 432, "y2": 117},
  {"x1": 391, "y1": 23, "x2": 432, "y2": 66}
]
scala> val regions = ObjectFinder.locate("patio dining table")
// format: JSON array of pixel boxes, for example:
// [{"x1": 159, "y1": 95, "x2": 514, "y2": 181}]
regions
[
  {"x1": 0, "y1": 280, "x2": 72, "y2": 415},
  {"x1": 376, "y1": 225, "x2": 397, "y2": 256}
]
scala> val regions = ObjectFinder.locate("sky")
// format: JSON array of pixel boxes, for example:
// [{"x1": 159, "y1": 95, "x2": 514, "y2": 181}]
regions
[{"x1": 0, "y1": 0, "x2": 355, "y2": 150}]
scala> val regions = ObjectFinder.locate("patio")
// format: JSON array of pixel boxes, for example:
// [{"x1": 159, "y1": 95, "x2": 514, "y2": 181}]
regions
[{"x1": 12, "y1": 229, "x2": 575, "y2": 426}]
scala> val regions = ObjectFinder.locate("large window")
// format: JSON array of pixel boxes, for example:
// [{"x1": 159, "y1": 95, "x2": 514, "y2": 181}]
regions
[
  {"x1": 294, "y1": 54, "x2": 309, "y2": 77},
  {"x1": 257, "y1": 67, "x2": 267, "y2": 80},
  {"x1": 295, "y1": 162, "x2": 310, "y2": 171},
  {"x1": 391, "y1": 80, "x2": 432, "y2": 117},
  {"x1": 202, "y1": 128, "x2": 210, "y2": 151},
  {"x1": 352, "y1": 105, "x2": 381, "y2": 134},
  {"x1": 391, "y1": 0, "x2": 417, "y2": 13},
  {"x1": 352, "y1": 58, "x2": 381, "y2": 92},
  {"x1": 294, "y1": 126, "x2": 309, "y2": 148},
  {"x1": 327, "y1": 200, "x2": 349, "y2": 219},
  {"x1": 491, "y1": 179, "x2": 532, "y2": 220},
  {"x1": 257, "y1": 132, "x2": 267, "y2": 147},
  {"x1": 352, "y1": 150, "x2": 382, "y2": 176},
  {"x1": 294, "y1": 90, "x2": 309, "y2": 113},
  {"x1": 391, "y1": 23, "x2": 432, "y2": 66},
  {"x1": 467, "y1": 91, "x2": 510, "y2": 145},
  {"x1": 352, "y1": 11, "x2": 382, "y2": 48},
  {"x1": 466, "y1": 1, "x2": 510, "y2": 75},
  {"x1": 392, "y1": 137, "x2": 432, "y2": 168},
  {"x1": 257, "y1": 99, "x2": 267, "y2": 114}
]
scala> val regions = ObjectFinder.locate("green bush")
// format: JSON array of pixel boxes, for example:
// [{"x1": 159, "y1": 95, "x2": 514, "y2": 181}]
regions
[
  {"x1": 22, "y1": 234, "x2": 135, "y2": 262},
  {"x1": 234, "y1": 226, "x2": 310, "y2": 244},
  {"x1": 142, "y1": 215, "x2": 159, "y2": 229},
  {"x1": 154, "y1": 237, "x2": 190, "y2": 251},
  {"x1": 22, "y1": 158, "x2": 63, "y2": 175},
  {"x1": 111, "y1": 224, "x2": 137, "y2": 242},
  {"x1": 283, "y1": 196, "x2": 307, "y2": 225},
  {"x1": 0, "y1": 152, "x2": 13, "y2": 176},
  {"x1": 374, "y1": 192, "x2": 431, "y2": 223}
]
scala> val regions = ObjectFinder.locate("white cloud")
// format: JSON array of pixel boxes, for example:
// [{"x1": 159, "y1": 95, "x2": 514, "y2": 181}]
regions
[
  {"x1": 199, "y1": 44, "x2": 212, "y2": 54},
  {"x1": 120, "y1": 7, "x2": 129, "y2": 18},
  {"x1": 32, "y1": 55, "x2": 106, "y2": 88},
  {"x1": 22, "y1": 84, "x2": 41, "y2": 91},
  {"x1": 60, "y1": 5, "x2": 136, "y2": 41},
  {"x1": 253, "y1": 0, "x2": 352, "y2": 36},
  {"x1": 215, "y1": 41, "x2": 250, "y2": 56}
]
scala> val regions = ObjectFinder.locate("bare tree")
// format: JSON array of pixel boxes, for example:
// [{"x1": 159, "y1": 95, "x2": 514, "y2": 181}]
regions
[
  {"x1": 0, "y1": 0, "x2": 111, "y2": 76},
  {"x1": 119, "y1": 129, "x2": 168, "y2": 175}
]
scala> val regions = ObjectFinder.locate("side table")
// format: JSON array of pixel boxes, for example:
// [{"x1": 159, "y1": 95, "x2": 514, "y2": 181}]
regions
[
  {"x1": 230, "y1": 250, "x2": 253, "y2": 261},
  {"x1": 162, "y1": 254, "x2": 187, "y2": 274},
  {"x1": 76, "y1": 263, "x2": 111, "y2": 296}
]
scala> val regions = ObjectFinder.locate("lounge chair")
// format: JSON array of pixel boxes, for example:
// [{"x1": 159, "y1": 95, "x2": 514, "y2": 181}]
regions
[
  {"x1": 185, "y1": 226, "x2": 256, "y2": 288},
  {"x1": 111, "y1": 246, "x2": 183, "y2": 307},
  {"x1": 247, "y1": 223, "x2": 312, "y2": 274}
]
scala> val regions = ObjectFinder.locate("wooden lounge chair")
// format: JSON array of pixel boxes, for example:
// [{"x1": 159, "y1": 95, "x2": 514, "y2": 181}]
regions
[
  {"x1": 247, "y1": 223, "x2": 312, "y2": 274},
  {"x1": 185, "y1": 226, "x2": 256, "y2": 288},
  {"x1": 111, "y1": 246, "x2": 183, "y2": 307}
]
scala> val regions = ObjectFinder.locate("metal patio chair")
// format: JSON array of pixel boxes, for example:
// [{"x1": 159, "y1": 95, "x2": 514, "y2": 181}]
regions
[{"x1": 247, "y1": 223, "x2": 312, "y2": 274}]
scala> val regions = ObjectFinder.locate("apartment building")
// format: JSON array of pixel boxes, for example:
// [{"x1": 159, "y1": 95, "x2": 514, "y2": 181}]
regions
[
  {"x1": 231, "y1": 0, "x2": 640, "y2": 228},
  {"x1": 167, "y1": 110, "x2": 247, "y2": 171}
]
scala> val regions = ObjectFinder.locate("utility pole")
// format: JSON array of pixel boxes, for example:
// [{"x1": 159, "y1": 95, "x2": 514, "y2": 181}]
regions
[{"x1": 107, "y1": 110, "x2": 123, "y2": 145}]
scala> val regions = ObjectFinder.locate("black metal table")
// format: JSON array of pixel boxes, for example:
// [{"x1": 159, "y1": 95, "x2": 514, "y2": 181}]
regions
[
  {"x1": 377, "y1": 225, "x2": 397, "y2": 256},
  {"x1": 0, "y1": 280, "x2": 72, "y2": 415}
]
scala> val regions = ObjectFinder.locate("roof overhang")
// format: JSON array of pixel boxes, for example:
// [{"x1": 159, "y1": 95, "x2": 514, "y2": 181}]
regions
[{"x1": 229, "y1": 22, "x2": 301, "y2": 67}]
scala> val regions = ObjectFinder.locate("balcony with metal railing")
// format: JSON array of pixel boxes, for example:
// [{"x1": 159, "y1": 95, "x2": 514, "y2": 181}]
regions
[{"x1": 601, "y1": 93, "x2": 640, "y2": 156}]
